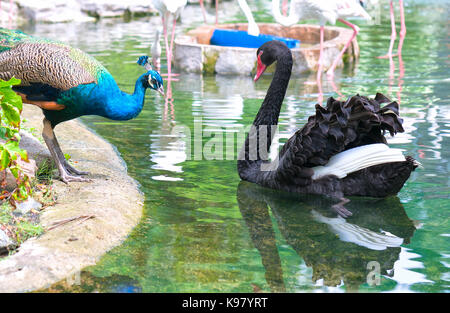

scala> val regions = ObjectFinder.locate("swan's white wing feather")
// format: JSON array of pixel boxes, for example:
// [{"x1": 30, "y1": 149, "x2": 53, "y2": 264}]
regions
[{"x1": 311, "y1": 144, "x2": 406, "y2": 180}]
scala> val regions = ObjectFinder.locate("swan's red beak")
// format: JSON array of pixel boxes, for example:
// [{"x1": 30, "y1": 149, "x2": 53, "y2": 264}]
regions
[{"x1": 254, "y1": 51, "x2": 266, "y2": 82}]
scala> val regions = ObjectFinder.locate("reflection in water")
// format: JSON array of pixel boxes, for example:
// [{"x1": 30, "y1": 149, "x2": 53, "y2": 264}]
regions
[
  {"x1": 237, "y1": 181, "x2": 417, "y2": 292},
  {"x1": 43, "y1": 272, "x2": 142, "y2": 293}
]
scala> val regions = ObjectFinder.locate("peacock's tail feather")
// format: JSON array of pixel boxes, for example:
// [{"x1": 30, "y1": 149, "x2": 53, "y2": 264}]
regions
[{"x1": 0, "y1": 27, "x2": 109, "y2": 90}]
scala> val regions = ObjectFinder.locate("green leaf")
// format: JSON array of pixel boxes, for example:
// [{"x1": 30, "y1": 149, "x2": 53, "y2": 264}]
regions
[
  {"x1": 0, "y1": 148, "x2": 10, "y2": 170},
  {"x1": 0, "y1": 77, "x2": 21, "y2": 88},
  {"x1": 1, "y1": 102, "x2": 21, "y2": 127}
]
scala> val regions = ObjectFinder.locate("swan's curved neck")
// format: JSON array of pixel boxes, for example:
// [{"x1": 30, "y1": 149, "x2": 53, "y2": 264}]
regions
[
  {"x1": 238, "y1": 48, "x2": 293, "y2": 180},
  {"x1": 272, "y1": 0, "x2": 299, "y2": 27}
]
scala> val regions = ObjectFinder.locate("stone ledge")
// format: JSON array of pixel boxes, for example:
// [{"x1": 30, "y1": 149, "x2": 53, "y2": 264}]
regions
[{"x1": 0, "y1": 104, "x2": 144, "y2": 292}]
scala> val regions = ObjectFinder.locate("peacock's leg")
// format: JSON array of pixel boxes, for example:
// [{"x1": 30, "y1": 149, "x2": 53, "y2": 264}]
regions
[
  {"x1": 52, "y1": 135, "x2": 89, "y2": 176},
  {"x1": 42, "y1": 118, "x2": 90, "y2": 183}
]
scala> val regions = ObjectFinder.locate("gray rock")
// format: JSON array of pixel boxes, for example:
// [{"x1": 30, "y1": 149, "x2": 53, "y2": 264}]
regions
[
  {"x1": 13, "y1": 197, "x2": 42, "y2": 215},
  {"x1": 78, "y1": 0, "x2": 156, "y2": 18},
  {"x1": 18, "y1": 130, "x2": 52, "y2": 168},
  {"x1": 0, "y1": 229, "x2": 14, "y2": 254},
  {"x1": 17, "y1": 0, "x2": 95, "y2": 23}
]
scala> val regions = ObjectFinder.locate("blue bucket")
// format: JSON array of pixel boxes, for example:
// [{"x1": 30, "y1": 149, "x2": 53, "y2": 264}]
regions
[{"x1": 210, "y1": 29, "x2": 300, "y2": 49}]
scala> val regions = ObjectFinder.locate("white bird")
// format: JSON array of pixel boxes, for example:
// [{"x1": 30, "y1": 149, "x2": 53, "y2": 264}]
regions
[
  {"x1": 151, "y1": 0, "x2": 187, "y2": 80},
  {"x1": 237, "y1": 0, "x2": 260, "y2": 36},
  {"x1": 272, "y1": 0, "x2": 371, "y2": 80},
  {"x1": 151, "y1": 27, "x2": 162, "y2": 72},
  {"x1": 199, "y1": 0, "x2": 260, "y2": 36}
]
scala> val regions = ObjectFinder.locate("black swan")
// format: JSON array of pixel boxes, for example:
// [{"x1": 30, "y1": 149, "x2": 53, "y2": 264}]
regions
[{"x1": 237, "y1": 40, "x2": 418, "y2": 216}]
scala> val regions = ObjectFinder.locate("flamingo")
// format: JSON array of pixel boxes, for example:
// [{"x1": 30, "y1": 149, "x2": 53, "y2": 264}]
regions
[
  {"x1": 199, "y1": 0, "x2": 260, "y2": 36},
  {"x1": 272, "y1": 0, "x2": 371, "y2": 80},
  {"x1": 199, "y1": 0, "x2": 219, "y2": 25},
  {"x1": 151, "y1": 0, "x2": 187, "y2": 81},
  {"x1": 377, "y1": 0, "x2": 406, "y2": 59},
  {"x1": 237, "y1": 0, "x2": 260, "y2": 36}
]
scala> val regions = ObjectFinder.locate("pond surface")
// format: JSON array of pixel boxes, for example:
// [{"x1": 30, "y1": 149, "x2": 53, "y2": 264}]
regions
[{"x1": 25, "y1": 0, "x2": 449, "y2": 292}]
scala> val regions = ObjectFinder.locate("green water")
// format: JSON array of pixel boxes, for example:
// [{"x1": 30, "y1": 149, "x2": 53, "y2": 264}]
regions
[{"x1": 27, "y1": 0, "x2": 448, "y2": 292}]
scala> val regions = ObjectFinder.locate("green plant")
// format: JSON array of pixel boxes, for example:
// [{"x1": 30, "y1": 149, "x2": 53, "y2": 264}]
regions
[{"x1": 0, "y1": 78, "x2": 32, "y2": 202}]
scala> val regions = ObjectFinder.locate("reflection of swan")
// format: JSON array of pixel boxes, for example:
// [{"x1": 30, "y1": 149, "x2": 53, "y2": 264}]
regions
[
  {"x1": 311, "y1": 210, "x2": 403, "y2": 250},
  {"x1": 237, "y1": 181, "x2": 417, "y2": 291}
]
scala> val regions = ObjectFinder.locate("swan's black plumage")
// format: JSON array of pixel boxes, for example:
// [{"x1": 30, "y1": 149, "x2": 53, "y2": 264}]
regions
[{"x1": 238, "y1": 40, "x2": 417, "y2": 199}]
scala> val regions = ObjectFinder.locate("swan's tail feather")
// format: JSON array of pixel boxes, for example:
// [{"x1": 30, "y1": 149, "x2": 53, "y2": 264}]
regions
[{"x1": 312, "y1": 143, "x2": 406, "y2": 179}]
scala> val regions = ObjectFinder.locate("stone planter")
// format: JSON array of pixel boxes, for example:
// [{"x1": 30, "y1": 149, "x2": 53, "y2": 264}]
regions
[{"x1": 173, "y1": 23, "x2": 360, "y2": 76}]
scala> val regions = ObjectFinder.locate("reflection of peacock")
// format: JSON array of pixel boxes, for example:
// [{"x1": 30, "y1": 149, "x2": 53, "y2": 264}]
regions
[{"x1": 0, "y1": 28, "x2": 164, "y2": 183}]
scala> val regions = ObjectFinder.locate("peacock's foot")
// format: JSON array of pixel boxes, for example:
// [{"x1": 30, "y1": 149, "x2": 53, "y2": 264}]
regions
[
  {"x1": 59, "y1": 172, "x2": 92, "y2": 184},
  {"x1": 63, "y1": 162, "x2": 89, "y2": 176}
]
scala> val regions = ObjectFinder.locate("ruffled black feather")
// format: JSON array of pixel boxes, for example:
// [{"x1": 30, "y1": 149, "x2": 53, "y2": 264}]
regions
[
  {"x1": 278, "y1": 93, "x2": 404, "y2": 175},
  {"x1": 238, "y1": 40, "x2": 417, "y2": 198}
]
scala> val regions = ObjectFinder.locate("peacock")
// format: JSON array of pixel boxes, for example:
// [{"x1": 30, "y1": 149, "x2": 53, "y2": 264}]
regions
[{"x1": 0, "y1": 28, "x2": 164, "y2": 183}]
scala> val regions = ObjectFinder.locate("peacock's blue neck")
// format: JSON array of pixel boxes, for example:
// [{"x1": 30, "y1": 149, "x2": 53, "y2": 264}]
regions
[
  {"x1": 97, "y1": 72, "x2": 148, "y2": 121},
  {"x1": 45, "y1": 71, "x2": 150, "y2": 126}
]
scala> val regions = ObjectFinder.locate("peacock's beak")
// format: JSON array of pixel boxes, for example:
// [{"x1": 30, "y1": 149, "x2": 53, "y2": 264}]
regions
[{"x1": 157, "y1": 85, "x2": 165, "y2": 96}]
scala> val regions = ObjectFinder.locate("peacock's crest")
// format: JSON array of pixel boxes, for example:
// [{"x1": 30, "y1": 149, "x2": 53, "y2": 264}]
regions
[{"x1": 137, "y1": 56, "x2": 153, "y2": 71}]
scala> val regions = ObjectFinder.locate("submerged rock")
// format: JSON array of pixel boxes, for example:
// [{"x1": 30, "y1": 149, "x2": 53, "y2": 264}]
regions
[
  {"x1": 17, "y1": 0, "x2": 95, "y2": 23},
  {"x1": 77, "y1": 0, "x2": 156, "y2": 18}
]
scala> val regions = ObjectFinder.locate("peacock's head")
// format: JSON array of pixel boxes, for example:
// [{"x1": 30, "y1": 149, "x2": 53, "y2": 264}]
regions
[
  {"x1": 147, "y1": 70, "x2": 164, "y2": 95},
  {"x1": 137, "y1": 56, "x2": 164, "y2": 96}
]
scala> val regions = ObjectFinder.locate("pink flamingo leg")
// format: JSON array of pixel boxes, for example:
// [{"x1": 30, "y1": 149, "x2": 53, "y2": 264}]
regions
[
  {"x1": 377, "y1": 0, "x2": 397, "y2": 59},
  {"x1": 397, "y1": 53, "x2": 404, "y2": 104},
  {"x1": 388, "y1": 54, "x2": 395, "y2": 96},
  {"x1": 282, "y1": 0, "x2": 289, "y2": 16},
  {"x1": 161, "y1": 15, "x2": 179, "y2": 81},
  {"x1": 167, "y1": 17, "x2": 180, "y2": 81},
  {"x1": 327, "y1": 19, "x2": 359, "y2": 78},
  {"x1": 199, "y1": 0, "x2": 207, "y2": 24},
  {"x1": 317, "y1": 25, "x2": 324, "y2": 104},
  {"x1": 397, "y1": 0, "x2": 406, "y2": 57}
]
